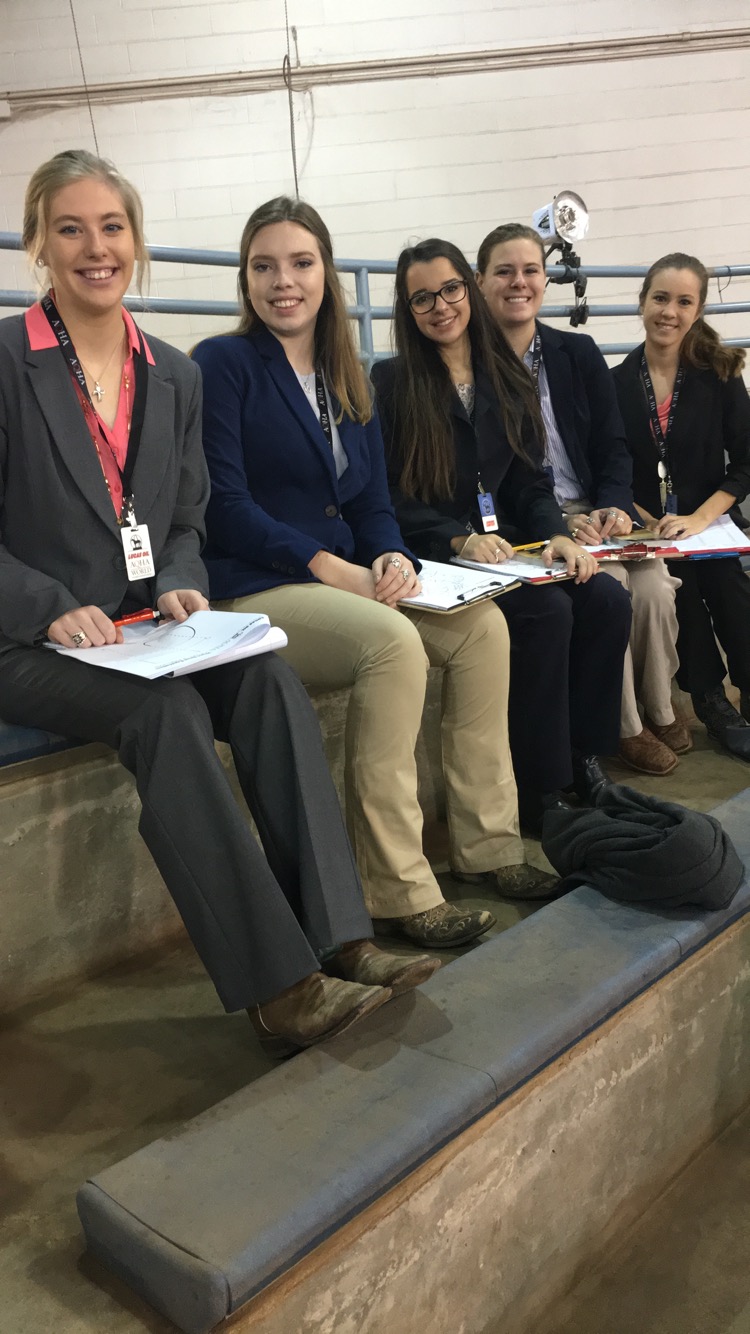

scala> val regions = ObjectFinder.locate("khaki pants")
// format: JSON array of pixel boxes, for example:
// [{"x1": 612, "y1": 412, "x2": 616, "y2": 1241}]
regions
[
  {"x1": 560, "y1": 500, "x2": 680, "y2": 740},
  {"x1": 220, "y1": 584, "x2": 522, "y2": 918},
  {"x1": 600, "y1": 560, "x2": 681, "y2": 737}
]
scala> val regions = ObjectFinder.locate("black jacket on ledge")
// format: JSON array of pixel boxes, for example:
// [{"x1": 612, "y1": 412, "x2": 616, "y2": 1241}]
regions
[{"x1": 371, "y1": 355, "x2": 566, "y2": 558}]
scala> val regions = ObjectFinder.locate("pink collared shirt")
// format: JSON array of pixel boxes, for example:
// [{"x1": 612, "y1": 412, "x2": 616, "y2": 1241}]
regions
[{"x1": 25, "y1": 300, "x2": 155, "y2": 519}]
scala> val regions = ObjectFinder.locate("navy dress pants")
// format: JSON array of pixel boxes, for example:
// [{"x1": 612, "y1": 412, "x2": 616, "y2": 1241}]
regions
[
  {"x1": 668, "y1": 556, "x2": 750, "y2": 697},
  {"x1": 497, "y1": 574, "x2": 632, "y2": 815}
]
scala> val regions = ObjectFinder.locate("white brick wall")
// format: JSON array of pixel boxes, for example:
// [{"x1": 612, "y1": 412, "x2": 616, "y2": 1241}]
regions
[{"x1": 1, "y1": 0, "x2": 749, "y2": 359}]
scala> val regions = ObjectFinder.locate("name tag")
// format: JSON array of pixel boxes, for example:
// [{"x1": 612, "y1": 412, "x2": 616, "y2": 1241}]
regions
[
  {"x1": 477, "y1": 491, "x2": 498, "y2": 533},
  {"x1": 122, "y1": 523, "x2": 156, "y2": 580}
]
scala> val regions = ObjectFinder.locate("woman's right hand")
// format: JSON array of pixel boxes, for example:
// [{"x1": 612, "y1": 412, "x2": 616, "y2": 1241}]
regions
[
  {"x1": 47, "y1": 606, "x2": 123, "y2": 648},
  {"x1": 308, "y1": 550, "x2": 376, "y2": 599},
  {"x1": 451, "y1": 533, "x2": 515, "y2": 564}
]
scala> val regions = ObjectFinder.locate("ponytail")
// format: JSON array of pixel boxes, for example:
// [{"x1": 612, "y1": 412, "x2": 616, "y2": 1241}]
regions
[{"x1": 681, "y1": 316, "x2": 745, "y2": 381}]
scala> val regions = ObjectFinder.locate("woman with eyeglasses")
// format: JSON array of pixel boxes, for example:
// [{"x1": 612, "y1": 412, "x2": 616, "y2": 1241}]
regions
[
  {"x1": 612, "y1": 252, "x2": 750, "y2": 760},
  {"x1": 371, "y1": 238, "x2": 632, "y2": 834},
  {"x1": 475, "y1": 224, "x2": 686, "y2": 778},
  {"x1": 192, "y1": 198, "x2": 557, "y2": 951}
]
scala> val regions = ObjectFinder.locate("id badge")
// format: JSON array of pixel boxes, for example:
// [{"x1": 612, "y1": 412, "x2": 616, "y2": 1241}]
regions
[
  {"x1": 121, "y1": 523, "x2": 156, "y2": 580},
  {"x1": 477, "y1": 491, "x2": 498, "y2": 533}
]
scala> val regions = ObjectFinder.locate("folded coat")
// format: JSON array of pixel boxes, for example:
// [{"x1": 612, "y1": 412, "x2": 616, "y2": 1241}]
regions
[{"x1": 542, "y1": 783, "x2": 744, "y2": 911}]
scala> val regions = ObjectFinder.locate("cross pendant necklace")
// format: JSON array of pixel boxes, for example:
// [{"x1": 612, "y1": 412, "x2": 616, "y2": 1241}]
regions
[{"x1": 79, "y1": 328, "x2": 126, "y2": 404}]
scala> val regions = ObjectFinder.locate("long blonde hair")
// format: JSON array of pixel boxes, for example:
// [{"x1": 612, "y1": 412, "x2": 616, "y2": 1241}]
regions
[
  {"x1": 234, "y1": 196, "x2": 372, "y2": 424},
  {"x1": 23, "y1": 148, "x2": 149, "y2": 292}
]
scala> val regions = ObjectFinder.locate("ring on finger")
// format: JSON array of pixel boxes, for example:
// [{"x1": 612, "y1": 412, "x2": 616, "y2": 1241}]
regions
[
  {"x1": 71, "y1": 630, "x2": 87, "y2": 646},
  {"x1": 401, "y1": 568, "x2": 410, "y2": 580},
  {"x1": 389, "y1": 556, "x2": 402, "y2": 569},
  {"x1": 571, "y1": 527, "x2": 579, "y2": 539}
]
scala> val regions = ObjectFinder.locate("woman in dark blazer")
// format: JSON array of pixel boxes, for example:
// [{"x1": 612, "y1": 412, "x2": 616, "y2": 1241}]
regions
[
  {"x1": 612, "y1": 251, "x2": 750, "y2": 759},
  {"x1": 475, "y1": 223, "x2": 685, "y2": 778},
  {"x1": 372, "y1": 238, "x2": 632, "y2": 833},
  {"x1": 0, "y1": 149, "x2": 429, "y2": 1059},
  {"x1": 193, "y1": 198, "x2": 556, "y2": 948}
]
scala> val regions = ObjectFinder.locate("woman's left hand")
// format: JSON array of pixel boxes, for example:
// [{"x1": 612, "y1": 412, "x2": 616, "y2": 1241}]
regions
[
  {"x1": 544, "y1": 534, "x2": 599, "y2": 584},
  {"x1": 654, "y1": 512, "x2": 710, "y2": 540},
  {"x1": 588, "y1": 507, "x2": 633, "y2": 540},
  {"x1": 157, "y1": 589, "x2": 211, "y2": 622},
  {"x1": 372, "y1": 553, "x2": 422, "y2": 606}
]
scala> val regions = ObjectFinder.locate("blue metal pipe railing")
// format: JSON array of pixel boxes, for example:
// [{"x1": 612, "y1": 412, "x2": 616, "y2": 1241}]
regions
[{"x1": 2, "y1": 232, "x2": 750, "y2": 357}]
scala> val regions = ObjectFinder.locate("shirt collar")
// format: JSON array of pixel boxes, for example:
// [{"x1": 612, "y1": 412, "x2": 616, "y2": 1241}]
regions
[{"x1": 25, "y1": 297, "x2": 155, "y2": 365}]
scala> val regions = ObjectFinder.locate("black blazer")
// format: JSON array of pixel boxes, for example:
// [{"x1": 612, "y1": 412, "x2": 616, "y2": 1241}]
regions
[
  {"x1": 612, "y1": 344, "x2": 750, "y2": 521},
  {"x1": 536, "y1": 323, "x2": 637, "y2": 518},
  {"x1": 371, "y1": 356, "x2": 565, "y2": 562}
]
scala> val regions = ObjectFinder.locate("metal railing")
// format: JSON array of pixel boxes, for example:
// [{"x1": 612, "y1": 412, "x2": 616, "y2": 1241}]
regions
[{"x1": 2, "y1": 232, "x2": 750, "y2": 360}]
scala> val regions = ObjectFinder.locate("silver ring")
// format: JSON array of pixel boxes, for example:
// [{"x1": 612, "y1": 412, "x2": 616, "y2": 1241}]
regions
[
  {"x1": 401, "y1": 568, "x2": 409, "y2": 581},
  {"x1": 608, "y1": 510, "x2": 617, "y2": 518},
  {"x1": 571, "y1": 527, "x2": 579, "y2": 539},
  {"x1": 71, "y1": 630, "x2": 87, "y2": 646},
  {"x1": 389, "y1": 556, "x2": 402, "y2": 569}
]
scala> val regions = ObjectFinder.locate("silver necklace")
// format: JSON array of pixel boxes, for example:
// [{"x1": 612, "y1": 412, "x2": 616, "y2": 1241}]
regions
[{"x1": 78, "y1": 330, "x2": 126, "y2": 402}]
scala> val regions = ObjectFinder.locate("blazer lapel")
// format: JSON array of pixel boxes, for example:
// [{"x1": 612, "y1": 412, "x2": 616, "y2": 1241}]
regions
[
  {"x1": 255, "y1": 329, "x2": 339, "y2": 481},
  {"x1": 25, "y1": 345, "x2": 120, "y2": 534},
  {"x1": 128, "y1": 352, "x2": 175, "y2": 523},
  {"x1": 538, "y1": 324, "x2": 575, "y2": 450}
]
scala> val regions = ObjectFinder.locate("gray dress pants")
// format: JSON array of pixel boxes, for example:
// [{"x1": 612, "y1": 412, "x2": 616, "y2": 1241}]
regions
[{"x1": 0, "y1": 647, "x2": 371, "y2": 1011}]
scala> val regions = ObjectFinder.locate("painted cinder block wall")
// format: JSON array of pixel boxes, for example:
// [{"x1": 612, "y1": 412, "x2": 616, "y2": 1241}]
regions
[{"x1": 0, "y1": 0, "x2": 748, "y2": 356}]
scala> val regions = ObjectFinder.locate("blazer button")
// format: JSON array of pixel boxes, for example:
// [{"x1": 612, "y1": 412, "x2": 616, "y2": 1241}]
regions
[
  {"x1": 112, "y1": 554, "x2": 126, "y2": 571},
  {"x1": 271, "y1": 561, "x2": 281, "y2": 570},
  {"x1": 324, "y1": 504, "x2": 338, "y2": 518}
]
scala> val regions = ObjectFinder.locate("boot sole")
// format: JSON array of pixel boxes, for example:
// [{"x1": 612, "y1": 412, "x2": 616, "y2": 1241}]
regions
[
  {"x1": 618, "y1": 752, "x2": 678, "y2": 777},
  {"x1": 257, "y1": 987, "x2": 392, "y2": 1060},
  {"x1": 374, "y1": 917, "x2": 496, "y2": 949}
]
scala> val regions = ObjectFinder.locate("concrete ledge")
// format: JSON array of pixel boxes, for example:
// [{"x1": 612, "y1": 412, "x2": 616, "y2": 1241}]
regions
[{"x1": 76, "y1": 789, "x2": 750, "y2": 1334}]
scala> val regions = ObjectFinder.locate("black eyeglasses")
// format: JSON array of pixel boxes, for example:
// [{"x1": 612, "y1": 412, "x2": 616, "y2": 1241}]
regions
[{"x1": 407, "y1": 280, "x2": 468, "y2": 314}]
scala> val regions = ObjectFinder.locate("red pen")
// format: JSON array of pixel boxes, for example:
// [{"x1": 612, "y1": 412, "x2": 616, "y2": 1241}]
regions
[{"x1": 112, "y1": 609, "x2": 162, "y2": 627}]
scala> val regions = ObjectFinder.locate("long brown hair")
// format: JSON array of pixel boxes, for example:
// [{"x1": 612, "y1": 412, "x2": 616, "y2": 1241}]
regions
[
  {"x1": 391, "y1": 238, "x2": 543, "y2": 501},
  {"x1": 639, "y1": 252, "x2": 745, "y2": 381},
  {"x1": 23, "y1": 148, "x2": 149, "y2": 292},
  {"x1": 234, "y1": 196, "x2": 372, "y2": 423}
]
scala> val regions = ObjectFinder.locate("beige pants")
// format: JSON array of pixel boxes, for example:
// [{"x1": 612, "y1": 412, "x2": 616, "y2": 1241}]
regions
[
  {"x1": 221, "y1": 584, "x2": 522, "y2": 917},
  {"x1": 560, "y1": 499, "x2": 680, "y2": 739},
  {"x1": 599, "y1": 560, "x2": 681, "y2": 738}
]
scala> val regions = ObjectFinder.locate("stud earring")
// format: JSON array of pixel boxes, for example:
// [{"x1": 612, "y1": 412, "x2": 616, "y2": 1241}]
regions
[{"x1": 36, "y1": 257, "x2": 45, "y2": 267}]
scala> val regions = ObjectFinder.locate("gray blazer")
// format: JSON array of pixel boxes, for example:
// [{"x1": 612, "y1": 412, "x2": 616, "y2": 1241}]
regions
[{"x1": 0, "y1": 312, "x2": 210, "y2": 654}]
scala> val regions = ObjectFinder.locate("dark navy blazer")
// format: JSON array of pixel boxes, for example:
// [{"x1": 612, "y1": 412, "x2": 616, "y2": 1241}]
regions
[
  {"x1": 192, "y1": 327, "x2": 412, "y2": 599},
  {"x1": 536, "y1": 323, "x2": 638, "y2": 519}
]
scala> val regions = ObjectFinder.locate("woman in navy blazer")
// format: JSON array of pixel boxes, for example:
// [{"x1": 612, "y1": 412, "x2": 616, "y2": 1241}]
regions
[
  {"x1": 476, "y1": 224, "x2": 685, "y2": 778},
  {"x1": 193, "y1": 198, "x2": 556, "y2": 948}
]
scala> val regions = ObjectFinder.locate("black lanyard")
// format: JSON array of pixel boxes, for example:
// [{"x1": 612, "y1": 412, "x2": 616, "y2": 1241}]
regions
[
  {"x1": 528, "y1": 326, "x2": 543, "y2": 391},
  {"x1": 640, "y1": 352, "x2": 684, "y2": 498},
  {"x1": 41, "y1": 294, "x2": 149, "y2": 523},
  {"x1": 314, "y1": 371, "x2": 333, "y2": 450}
]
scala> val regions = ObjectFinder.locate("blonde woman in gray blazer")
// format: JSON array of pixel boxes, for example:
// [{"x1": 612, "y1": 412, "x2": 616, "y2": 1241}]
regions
[{"x1": 0, "y1": 150, "x2": 436, "y2": 1058}]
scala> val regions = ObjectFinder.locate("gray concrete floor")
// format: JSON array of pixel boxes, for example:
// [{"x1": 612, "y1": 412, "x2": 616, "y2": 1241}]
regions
[{"x1": 1, "y1": 701, "x2": 749, "y2": 1333}]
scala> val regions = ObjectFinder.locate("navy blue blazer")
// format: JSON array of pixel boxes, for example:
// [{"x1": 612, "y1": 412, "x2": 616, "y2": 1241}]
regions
[
  {"x1": 536, "y1": 323, "x2": 638, "y2": 519},
  {"x1": 192, "y1": 327, "x2": 412, "y2": 599}
]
